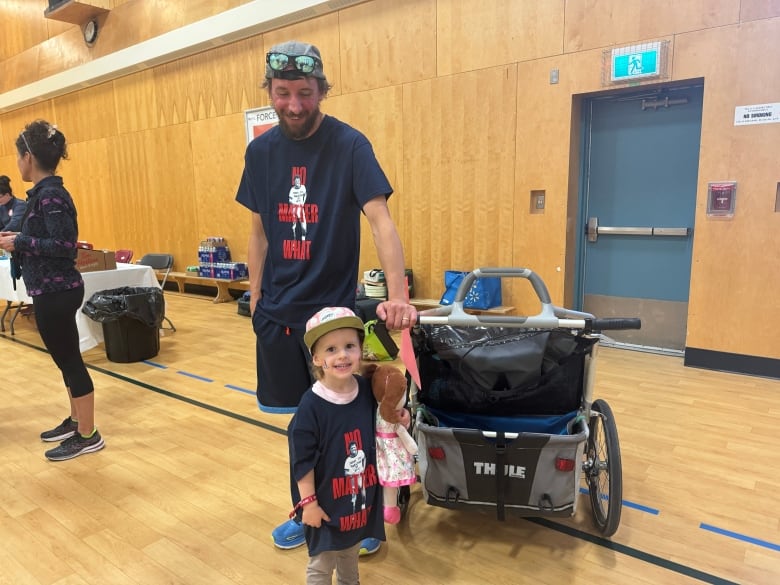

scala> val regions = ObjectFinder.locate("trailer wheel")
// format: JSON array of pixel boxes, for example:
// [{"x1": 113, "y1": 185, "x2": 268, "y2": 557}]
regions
[{"x1": 585, "y1": 399, "x2": 622, "y2": 536}]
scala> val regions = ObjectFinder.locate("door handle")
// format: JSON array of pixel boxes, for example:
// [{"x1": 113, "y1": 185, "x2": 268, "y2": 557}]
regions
[
  {"x1": 652, "y1": 227, "x2": 689, "y2": 236},
  {"x1": 587, "y1": 217, "x2": 690, "y2": 242}
]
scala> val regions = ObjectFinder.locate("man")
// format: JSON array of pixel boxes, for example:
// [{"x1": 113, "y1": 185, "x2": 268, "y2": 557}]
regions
[{"x1": 235, "y1": 40, "x2": 416, "y2": 554}]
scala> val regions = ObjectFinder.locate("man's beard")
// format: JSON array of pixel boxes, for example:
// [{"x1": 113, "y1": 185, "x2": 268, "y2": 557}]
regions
[{"x1": 278, "y1": 109, "x2": 320, "y2": 140}]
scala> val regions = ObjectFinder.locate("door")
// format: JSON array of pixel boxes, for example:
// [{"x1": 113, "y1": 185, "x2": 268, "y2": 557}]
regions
[{"x1": 578, "y1": 84, "x2": 704, "y2": 352}]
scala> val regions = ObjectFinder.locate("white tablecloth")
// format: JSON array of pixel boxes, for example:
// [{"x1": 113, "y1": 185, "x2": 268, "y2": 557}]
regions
[{"x1": 0, "y1": 259, "x2": 160, "y2": 352}]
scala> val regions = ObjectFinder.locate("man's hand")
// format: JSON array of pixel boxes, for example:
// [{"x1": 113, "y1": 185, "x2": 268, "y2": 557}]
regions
[{"x1": 377, "y1": 299, "x2": 417, "y2": 330}]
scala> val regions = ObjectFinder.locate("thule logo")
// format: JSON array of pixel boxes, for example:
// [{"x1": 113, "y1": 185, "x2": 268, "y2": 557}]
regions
[{"x1": 473, "y1": 462, "x2": 526, "y2": 478}]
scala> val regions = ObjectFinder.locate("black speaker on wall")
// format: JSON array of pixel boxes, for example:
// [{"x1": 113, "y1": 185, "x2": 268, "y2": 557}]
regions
[{"x1": 48, "y1": 0, "x2": 69, "y2": 9}]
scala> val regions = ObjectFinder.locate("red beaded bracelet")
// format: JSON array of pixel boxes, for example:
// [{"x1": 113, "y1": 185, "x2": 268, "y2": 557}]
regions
[{"x1": 289, "y1": 494, "x2": 318, "y2": 518}]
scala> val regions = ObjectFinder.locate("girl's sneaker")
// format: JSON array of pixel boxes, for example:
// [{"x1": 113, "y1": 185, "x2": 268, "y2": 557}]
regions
[{"x1": 272, "y1": 518, "x2": 305, "y2": 549}]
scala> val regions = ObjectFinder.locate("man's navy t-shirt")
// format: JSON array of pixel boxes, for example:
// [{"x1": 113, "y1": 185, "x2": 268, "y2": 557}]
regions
[{"x1": 235, "y1": 115, "x2": 393, "y2": 329}]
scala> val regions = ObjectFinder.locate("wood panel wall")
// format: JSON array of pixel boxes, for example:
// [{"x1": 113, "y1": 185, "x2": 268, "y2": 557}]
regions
[{"x1": 0, "y1": 0, "x2": 779, "y2": 360}]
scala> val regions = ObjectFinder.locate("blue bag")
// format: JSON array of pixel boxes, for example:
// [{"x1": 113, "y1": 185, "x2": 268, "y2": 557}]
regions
[{"x1": 439, "y1": 270, "x2": 502, "y2": 310}]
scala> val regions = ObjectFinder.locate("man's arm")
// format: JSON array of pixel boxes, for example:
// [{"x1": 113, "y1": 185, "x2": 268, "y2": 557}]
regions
[
  {"x1": 247, "y1": 212, "x2": 268, "y2": 316},
  {"x1": 363, "y1": 196, "x2": 417, "y2": 329}
]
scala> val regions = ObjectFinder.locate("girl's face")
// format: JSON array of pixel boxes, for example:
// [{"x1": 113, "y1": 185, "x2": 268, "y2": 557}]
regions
[{"x1": 312, "y1": 328, "x2": 362, "y2": 383}]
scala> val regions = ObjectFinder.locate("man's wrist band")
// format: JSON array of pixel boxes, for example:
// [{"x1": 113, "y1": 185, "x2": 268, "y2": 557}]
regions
[{"x1": 289, "y1": 494, "x2": 317, "y2": 518}]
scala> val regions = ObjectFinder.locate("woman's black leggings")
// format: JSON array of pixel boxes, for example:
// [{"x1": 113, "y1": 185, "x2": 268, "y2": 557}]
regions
[{"x1": 32, "y1": 286, "x2": 94, "y2": 398}]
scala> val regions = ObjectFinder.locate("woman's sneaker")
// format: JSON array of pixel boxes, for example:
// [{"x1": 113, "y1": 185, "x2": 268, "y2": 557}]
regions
[
  {"x1": 45, "y1": 430, "x2": 105, "y2": 461},
  {"x1": 40, "y1": 417, "x2": 78, "y2": 442}
]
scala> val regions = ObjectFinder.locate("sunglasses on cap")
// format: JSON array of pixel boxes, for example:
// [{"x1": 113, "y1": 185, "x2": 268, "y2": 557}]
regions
[{"x1": 266, "y1": 52, "x2": 320, "y2": 75}]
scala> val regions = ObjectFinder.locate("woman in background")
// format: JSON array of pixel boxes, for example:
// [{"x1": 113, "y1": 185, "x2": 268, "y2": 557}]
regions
[
  {"x1": 0, "y1": 120, "x2": 104, "y2": 461},
  {"x1": 0, "y1": 175, "x2": 28, "y2": 232}
]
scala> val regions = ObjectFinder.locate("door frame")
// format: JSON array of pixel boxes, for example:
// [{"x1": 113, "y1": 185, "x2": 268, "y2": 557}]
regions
[{"x1": 573, "y1": 80, "x2": 705, "y2": 318}]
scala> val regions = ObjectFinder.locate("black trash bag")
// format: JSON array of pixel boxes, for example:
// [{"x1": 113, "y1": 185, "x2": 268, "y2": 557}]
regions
[{"x1": 82, "y1": 286, "x2": 165, "y2": 328}]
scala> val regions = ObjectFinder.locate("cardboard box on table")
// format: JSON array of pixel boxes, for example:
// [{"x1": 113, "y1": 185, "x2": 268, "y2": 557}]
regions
[{"x1": 76, "y1": 249, "x2": 117, "y2": 273}]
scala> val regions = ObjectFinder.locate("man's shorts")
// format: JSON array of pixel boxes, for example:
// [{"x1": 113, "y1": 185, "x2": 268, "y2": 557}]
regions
[{"x1": 252, "y1": 313, "x2": 313, "y2": 413}]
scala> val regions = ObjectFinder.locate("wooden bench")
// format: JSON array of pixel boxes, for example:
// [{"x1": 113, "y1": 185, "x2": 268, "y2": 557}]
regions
[
  {"x1": 163, "y1": 271, "x2": 245, "y2": 304},
  {"x1": 410, "y1": 298, "x2": 515, "y2": 315}
]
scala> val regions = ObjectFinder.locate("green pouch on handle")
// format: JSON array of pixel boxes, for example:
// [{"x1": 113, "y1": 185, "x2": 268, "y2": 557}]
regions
[{"x1": 362, "y1": 320, "x2": 399, "y2": 361}]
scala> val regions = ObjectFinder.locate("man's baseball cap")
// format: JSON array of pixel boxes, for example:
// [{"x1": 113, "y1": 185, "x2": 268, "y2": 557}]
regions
[
  {"x1": 304, "y1": 307, "x2": 364, "y2": 353},
  {"x1": 265, "y1": 40, "x2": 326, "y2": 80}
]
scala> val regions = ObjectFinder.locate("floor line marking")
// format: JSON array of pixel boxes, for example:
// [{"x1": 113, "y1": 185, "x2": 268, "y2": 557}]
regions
[
  {"x1": 700, "y1": 523, "x2": 780, "y2": 552},
  {"x1": 176, "y1": 370, "x2": 213, "y2": 382}
]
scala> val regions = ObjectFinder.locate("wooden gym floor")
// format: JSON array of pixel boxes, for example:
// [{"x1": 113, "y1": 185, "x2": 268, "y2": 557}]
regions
[{"x1": 0, "y1": 292, "x2": 777, "y2": 584}]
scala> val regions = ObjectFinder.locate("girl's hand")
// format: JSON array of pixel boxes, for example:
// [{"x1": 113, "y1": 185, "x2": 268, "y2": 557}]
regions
[
  {"x1": 301, "y1": 503, "x2": 331, "y2": 527},
  {"x1": 396, "y1": 408, "x2": 411, "y2": 429}
]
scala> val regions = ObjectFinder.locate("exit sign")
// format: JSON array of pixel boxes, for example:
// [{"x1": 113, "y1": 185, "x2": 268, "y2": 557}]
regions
[{"x1": 611, "y1": 42, "x2": 662, "y2": 82}]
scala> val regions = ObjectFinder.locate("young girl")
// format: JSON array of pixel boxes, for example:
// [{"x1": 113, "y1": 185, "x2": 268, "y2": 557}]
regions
[{"x1": 287, "y1": 307, "x2": 385, "y2": 585}]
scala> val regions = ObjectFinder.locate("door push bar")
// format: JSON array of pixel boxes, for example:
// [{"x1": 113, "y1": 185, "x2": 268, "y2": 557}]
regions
[{"x1": 587, "y1": 217, "x2": 690, "y2": 243}]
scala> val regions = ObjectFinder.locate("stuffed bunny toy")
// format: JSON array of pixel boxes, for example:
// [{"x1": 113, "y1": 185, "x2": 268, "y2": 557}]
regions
[{"x1": 370, "y1": 364, "x2": 418, "y2": 524}]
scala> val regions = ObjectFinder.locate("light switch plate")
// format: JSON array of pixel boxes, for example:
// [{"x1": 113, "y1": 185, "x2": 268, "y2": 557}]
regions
[{"x1": 530, "y1": 190, "x2": 545, "y2": 214}]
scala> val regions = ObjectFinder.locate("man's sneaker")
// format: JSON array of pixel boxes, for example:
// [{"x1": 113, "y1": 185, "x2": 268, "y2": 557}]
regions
[
  {"x1": 40, "y1": 417, "x2": 78, "y2": 442},
  {"x1": 271, "y1": 518, "x2": 306, "y2": 549},
  {"x1": 359, "y1": 537, "x2": 381, "y2": 556},
  {"x1": 45, "y1": 430, "x2": 105, "y2": 461}
]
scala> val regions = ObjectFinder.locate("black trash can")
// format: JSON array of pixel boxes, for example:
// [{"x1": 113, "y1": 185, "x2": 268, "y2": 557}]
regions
[{"x1": 82, "y1": 286, "x2": 165, "y2": 363}]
